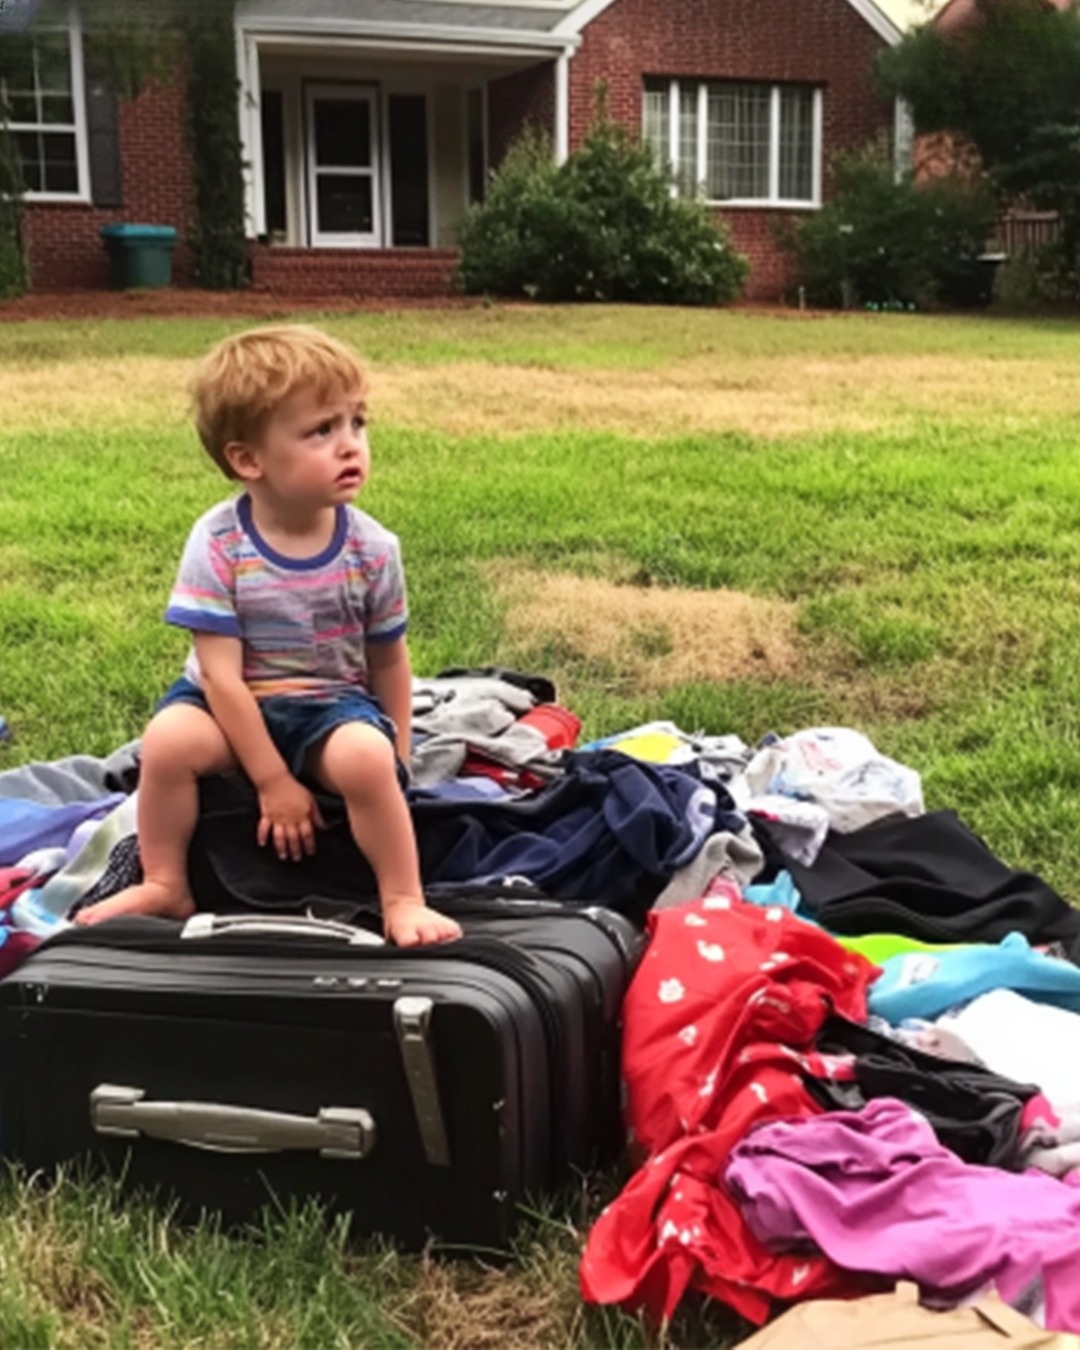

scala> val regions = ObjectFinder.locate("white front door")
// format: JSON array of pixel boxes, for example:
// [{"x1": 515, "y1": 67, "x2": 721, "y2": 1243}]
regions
[{"x1": 305, "y1": 83, "x2": 381, "y2": 247}]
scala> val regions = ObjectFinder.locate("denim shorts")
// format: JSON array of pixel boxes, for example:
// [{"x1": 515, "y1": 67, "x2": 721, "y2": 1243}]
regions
[{"x1": 157, "y1": 677, "x2": 398, "y2": 781}]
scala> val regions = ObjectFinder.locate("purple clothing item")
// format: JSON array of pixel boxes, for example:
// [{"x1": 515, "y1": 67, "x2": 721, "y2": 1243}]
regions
[
  {"x1": 0, "y1": 795, "x2": 126, "y2": 868},
  {"x1": 725, "y1": 1097, "x2": 1080, "y2": 1332}
]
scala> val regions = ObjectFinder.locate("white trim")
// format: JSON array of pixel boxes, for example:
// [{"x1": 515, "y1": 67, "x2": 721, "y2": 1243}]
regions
[
  {"x1": 556, "y1": 0, "x2": 902, "y2": 42},
  {"x1": 10, "y1": 4, "x2": 90, "y2": 203},
  {"x1": 380, "y1": 89, "x2": 394, "y2": 246},
  {"x1": 768, "y1": 86, "x2": 781, "y2": 201},
  {"x1": 812, "y1": 87, "x2": 824, "y2": 205},
  {"x1": 238, "y1": 14, "x2": 578, "y2": 52},
  {"x1": 250, "y1": 31, "x2": 568, "y2": 61},
  {"x1": 843, "y1": 0, "x2": 904, "y2": 44},
  {"x1": 68, "y1": 8, "x2": 90, "y2": 202},
  {"x1": 653, "y1": 78, "x2": 822, "y2": 210},
  {"x1": 554, "y1": 49, "x2": 570, "y2": 163},
  {"x1": 552, "y1": 0, "x2": 617, "y2": 35},
  {"x1": 706, "y1": 198, "x2": 823, "y2": 212},
  {"x1": 244, "y1": 33, "x2": 267, "y2": 237},
  {"x1": 304, "y1": 81, "x2": 382, "y2": 246},
  {"x1": 667, "y1": 77, "x2": 679, "y2": 178}
]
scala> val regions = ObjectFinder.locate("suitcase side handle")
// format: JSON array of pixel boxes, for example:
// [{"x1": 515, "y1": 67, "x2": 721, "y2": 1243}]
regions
[
  {"x1": 180, "y1": 912, "x2": 385, "y2": 946},
  {"x1": 90, "y1": 1085, "x2": 376, "y2": 1161}
]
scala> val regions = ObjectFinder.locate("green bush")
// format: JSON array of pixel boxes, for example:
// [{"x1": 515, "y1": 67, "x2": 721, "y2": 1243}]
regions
[
  {"x1": 458, "y1": 117, "x2": 748, "y2": 305},
  {"x1": 781, "y1": 143, "x2": 996, "y2": 310}
]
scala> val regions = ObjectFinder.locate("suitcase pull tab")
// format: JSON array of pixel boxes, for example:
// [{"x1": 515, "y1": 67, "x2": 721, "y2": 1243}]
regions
[
  {"x1": 393, "y1": 996, "x2": 451, "y2": 1167},
  {"x1": 89, "y1": 1084, "x2": 376, "y2": 1160}
]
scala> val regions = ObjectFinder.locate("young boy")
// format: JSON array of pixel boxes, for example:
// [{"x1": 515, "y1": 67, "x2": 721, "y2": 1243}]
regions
[{"x1": 76, "y1": 325, "x2": 461, "y2": 948}]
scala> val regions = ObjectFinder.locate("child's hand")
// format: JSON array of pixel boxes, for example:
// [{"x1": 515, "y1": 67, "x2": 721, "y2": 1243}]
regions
[
  {"x1": 256, "y1": 773, "x2": 325, "y2": 861},
  {"x1": 383, "y1": 901, "x2": 462, "y2": 948}
]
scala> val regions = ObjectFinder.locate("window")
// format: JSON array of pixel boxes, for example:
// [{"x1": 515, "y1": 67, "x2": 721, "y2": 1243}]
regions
[
  {"x1": 0, "y1": 12, "x2": 87, "y2": 199},
  {"x1": 644, "y1": 78, "x2": 820, "y2": 207}
]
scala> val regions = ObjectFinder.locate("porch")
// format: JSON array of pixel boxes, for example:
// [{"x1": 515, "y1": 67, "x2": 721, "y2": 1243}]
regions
[{"x1": 235, "y1": 1, "x2": 576, "y2": 260}]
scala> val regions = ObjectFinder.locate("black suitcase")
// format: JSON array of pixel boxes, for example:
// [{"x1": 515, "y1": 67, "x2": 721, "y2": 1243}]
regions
[{"x1": 0, "y1": 904, "x2": 642, "y2": 1250}]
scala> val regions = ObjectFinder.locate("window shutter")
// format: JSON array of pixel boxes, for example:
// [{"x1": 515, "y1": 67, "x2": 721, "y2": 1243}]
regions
[{"x1": 84, "y1": 52, "x2": 122, "y2": 208}]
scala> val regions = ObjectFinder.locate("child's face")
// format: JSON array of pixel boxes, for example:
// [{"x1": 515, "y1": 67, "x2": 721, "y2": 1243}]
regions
[{"x1": 239, "y1": 384, "x2": 370, "y2": 509}]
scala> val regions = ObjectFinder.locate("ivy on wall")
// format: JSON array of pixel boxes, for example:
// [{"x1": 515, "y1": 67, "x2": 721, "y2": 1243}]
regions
[
  {"x1": 0, "y1": 39, "x2": 28, "y2": 298},
  {"x1": 0, "y1": 0, "x2": 248, "y2": 295},
  {"x1": 184, "y1": 2, "x2": 247, "y2": 290},
  {"x1": 0, "y1": 120, "x2": 27, "y2": 300}
]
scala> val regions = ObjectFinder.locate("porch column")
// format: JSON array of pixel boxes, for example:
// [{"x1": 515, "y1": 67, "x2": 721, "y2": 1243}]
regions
[
  {"x1": 555, "y1": 48, "x2": 570, "y2": 165},
  {"x1": 235, "y1": 29, "x2": 265, "y2": 238}
]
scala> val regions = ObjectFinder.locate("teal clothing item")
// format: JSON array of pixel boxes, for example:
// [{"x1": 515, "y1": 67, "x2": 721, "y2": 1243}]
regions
[
  {"x1": 869, "y1": 929, "x2": 1080, "y2": 1024},
  {"x1": 741, "y1": 870, "x2": 811, "y2": 919}
]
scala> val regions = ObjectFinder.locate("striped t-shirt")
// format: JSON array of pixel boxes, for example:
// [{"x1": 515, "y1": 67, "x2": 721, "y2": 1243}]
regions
[{"x1": 165, "y1": 495, "x2": 407, "y2": 700}]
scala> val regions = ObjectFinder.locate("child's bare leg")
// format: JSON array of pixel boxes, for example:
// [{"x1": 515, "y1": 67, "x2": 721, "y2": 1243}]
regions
[
  {"x1": 309, "y1": 723, "x2": 461, "y2": 947},
  {"x1": 76, "y1": 704, "x2": 235, "y2": 925}
]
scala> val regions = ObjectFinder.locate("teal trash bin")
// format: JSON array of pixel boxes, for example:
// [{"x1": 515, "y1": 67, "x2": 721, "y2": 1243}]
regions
[{"x1": 100, "y1": 223, "x2": 178, "y2": 289}]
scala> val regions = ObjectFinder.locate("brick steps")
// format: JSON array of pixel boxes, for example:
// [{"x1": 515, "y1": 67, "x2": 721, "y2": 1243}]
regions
[{"x1": 249, "y1": 247, "x2": 460, "y2": 299}]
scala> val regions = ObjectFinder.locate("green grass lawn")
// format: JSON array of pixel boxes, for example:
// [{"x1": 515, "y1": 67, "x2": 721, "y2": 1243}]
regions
[{"x1": 3, "y1": 302, "x2": 1080, "y2": 1346}]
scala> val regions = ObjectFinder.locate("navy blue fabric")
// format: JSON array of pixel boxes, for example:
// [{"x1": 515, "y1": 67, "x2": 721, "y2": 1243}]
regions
[
  {"x1": 158, "y1": 676, "x2": 396, "y2": 779},
  {"x1": 189, "y1": 750, "x2": 744, "y2": 921}
]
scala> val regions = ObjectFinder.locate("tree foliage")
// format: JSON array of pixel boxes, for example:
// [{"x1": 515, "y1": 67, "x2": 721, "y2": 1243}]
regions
[{"x1": 877, "y1": 0, "x2": 1080, "y2": 289}]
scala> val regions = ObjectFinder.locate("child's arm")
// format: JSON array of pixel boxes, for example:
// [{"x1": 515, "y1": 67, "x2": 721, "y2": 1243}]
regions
[
  {"x1": 195, "y1": 632, "x2": 323, "y2": 860},
  {"x1": 365, "y1": 636, "x2": 414, "y2": 770}
]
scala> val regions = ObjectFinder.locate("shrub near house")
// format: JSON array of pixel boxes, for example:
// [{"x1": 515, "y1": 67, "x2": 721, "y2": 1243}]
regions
[
  {"x1": 781, "y1": 143, "x2": 996, "y2": 309},
  {"x1": 459, "y1": 116, "x2": 749, "y2": 306}
]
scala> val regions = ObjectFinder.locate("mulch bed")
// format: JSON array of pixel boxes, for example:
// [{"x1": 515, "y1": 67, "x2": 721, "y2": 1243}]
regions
[
  {"x1": 0, "y1": 287, "x2": 805, "y2": 324},
  {"x1": 0, "y1": 288, "x2": 487, "y2": 322}
]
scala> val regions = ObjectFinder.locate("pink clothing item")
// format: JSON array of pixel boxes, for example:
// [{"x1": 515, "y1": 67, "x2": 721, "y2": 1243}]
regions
[
  {"x1": 726, "y1": 1097, "x2": 1080, "y2": 1332},
  {"x1": 0, "y1": 867, "x2": 36, "y2": 912}
]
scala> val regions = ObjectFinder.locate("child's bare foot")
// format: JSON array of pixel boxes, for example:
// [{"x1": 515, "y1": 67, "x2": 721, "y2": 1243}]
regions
[
  {"x1": 383, "y1": 899, "x2": 462, "y2": 948},
  {"x1": 74, "y1": 880, "x2": 196, "y2": 926}
]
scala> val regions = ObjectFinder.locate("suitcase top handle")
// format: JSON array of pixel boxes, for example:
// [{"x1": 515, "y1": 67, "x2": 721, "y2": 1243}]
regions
[{"x1": 180, "y1": 912, "x2": 385, "y2": 947}]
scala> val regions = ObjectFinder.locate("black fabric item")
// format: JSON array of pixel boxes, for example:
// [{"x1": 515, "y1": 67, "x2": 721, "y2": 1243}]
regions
[
  {"x1": 188, "y1": 751, "x2": 726, "y2": 923},
  {"x1": 765, "y1": 809, "x2": 1080, "y2": 956},
  {"x1": 808, "y1": 1014, "x2": 1039, "y2": 1169},
  {"x1": 75, "y1": 835, "x2": 142, "y2": 912}
]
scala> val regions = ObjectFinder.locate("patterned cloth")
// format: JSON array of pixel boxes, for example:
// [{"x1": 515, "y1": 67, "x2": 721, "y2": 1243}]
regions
[
  {"x1": 580, "y1": 895, "x2": 879, "y2": 1325},
  {"x1": 166, "y1": 494, "x2": 407, "y2": 699}
]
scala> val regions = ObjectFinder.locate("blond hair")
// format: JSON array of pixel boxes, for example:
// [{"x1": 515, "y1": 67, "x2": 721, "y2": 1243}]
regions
[{"x1": 191, "y1": 324, "x2": 369, "y2": 477}]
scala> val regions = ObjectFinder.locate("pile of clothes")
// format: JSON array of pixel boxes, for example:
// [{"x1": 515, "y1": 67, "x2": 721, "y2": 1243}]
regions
[{"x1": 6, "y1": 674, "x2": 1080, "y2": 1341}]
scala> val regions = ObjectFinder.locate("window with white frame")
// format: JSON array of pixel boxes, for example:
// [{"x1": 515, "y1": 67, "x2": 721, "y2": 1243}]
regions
[
  {"x1": 644, "y1": 78, "x2": 820, "y2": 207},
  {"x1": 0, "y1": 15, "x2": 86, "y2": 198}
]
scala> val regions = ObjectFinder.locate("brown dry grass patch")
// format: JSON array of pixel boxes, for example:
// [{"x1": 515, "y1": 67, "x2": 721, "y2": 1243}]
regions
[
  {"x1": 374, "y1": 352, "x2": 1080, "y2": 439},
  {"x1": 0, "y1": 358, "x2": 191, "y2": 434},
  {"x1": 491, "y1": 564, "x2": 803, "y2": 693},
  {"x1": 391, "y1": 1252, "x2": 584, "y2": 1350},
  {"x1": 3, "y1": 351, "x2": 1079, "y2": 440}
]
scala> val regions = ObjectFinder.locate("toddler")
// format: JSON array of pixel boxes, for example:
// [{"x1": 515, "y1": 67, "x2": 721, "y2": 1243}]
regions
[{"x1": 76, "y1": 324, "x2": 461, "y2": 947}]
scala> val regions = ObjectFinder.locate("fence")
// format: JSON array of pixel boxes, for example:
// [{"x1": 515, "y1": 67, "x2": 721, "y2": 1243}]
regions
[{"x1": 989, "y1": 210, "x2": 1061, "y2": 257}]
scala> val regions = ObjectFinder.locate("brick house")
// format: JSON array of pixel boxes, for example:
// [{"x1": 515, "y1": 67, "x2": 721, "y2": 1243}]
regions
[{"x1": 4, "y1": 0, "x2": 903, "y2": 301}]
